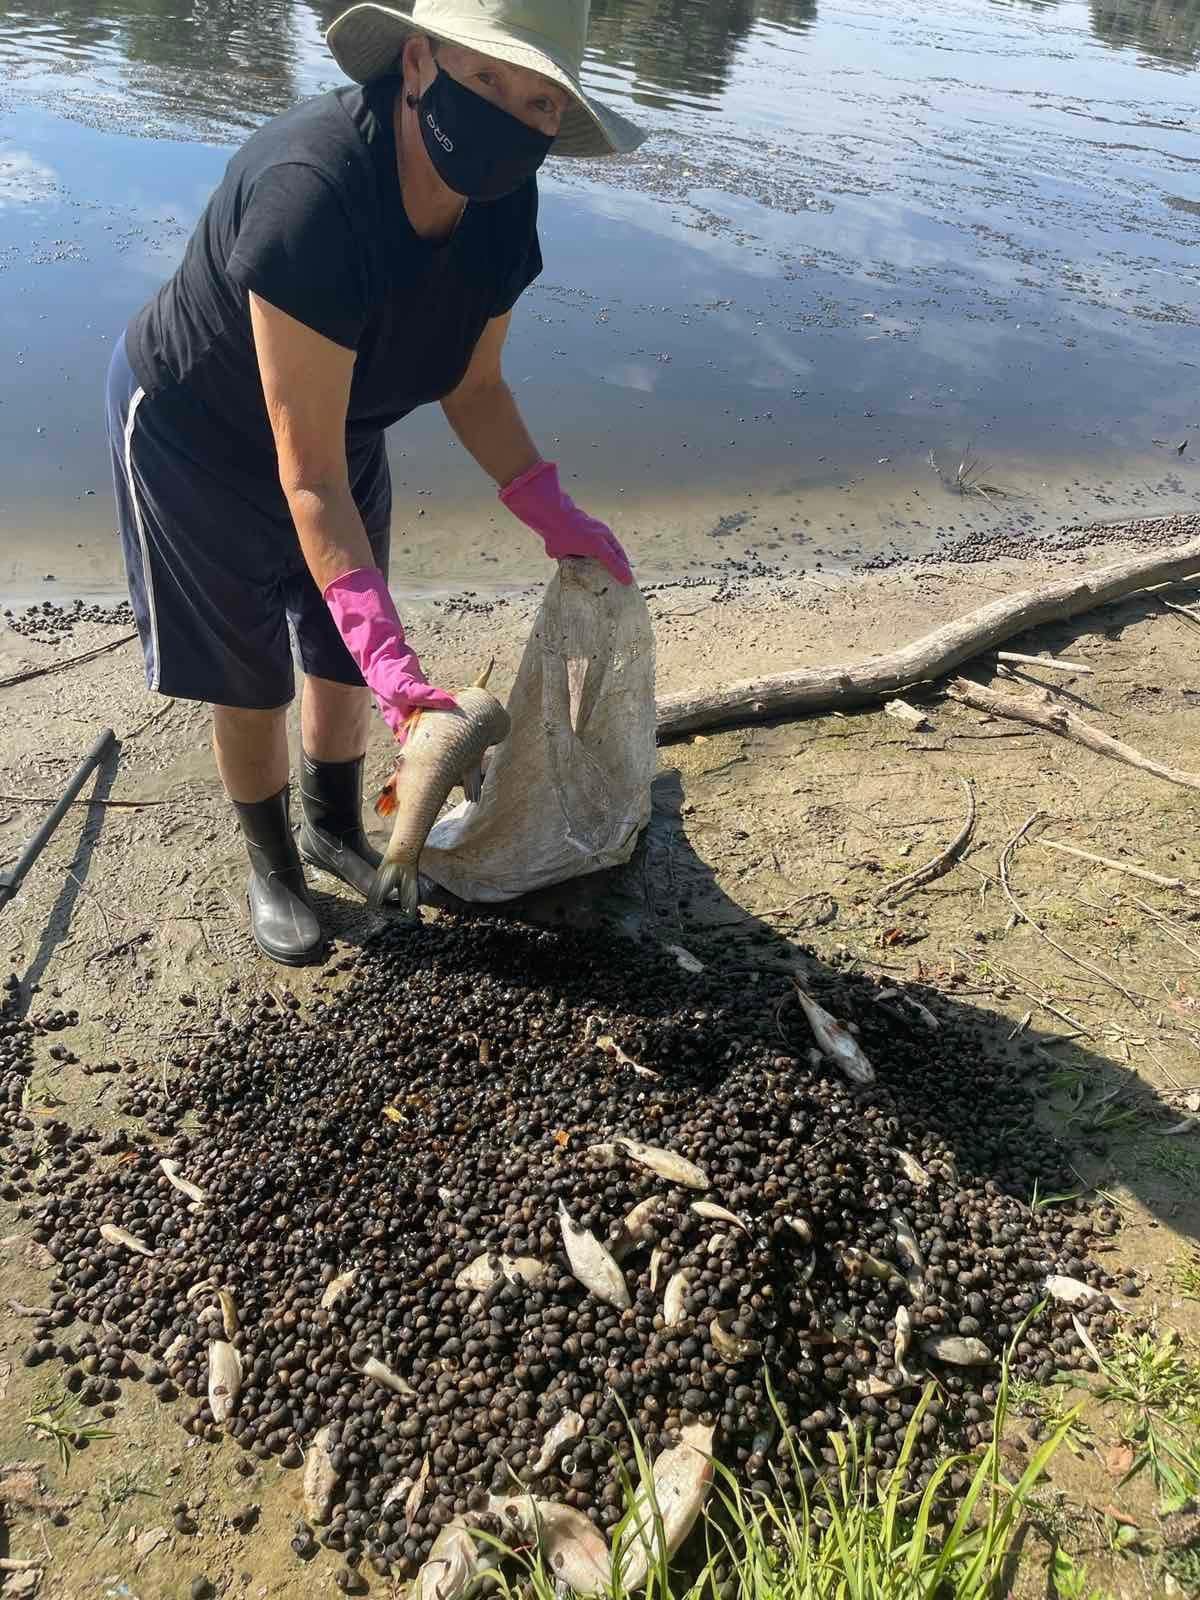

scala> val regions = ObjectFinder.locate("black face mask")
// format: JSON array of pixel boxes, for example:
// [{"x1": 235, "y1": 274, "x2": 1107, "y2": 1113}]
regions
[{"x1": 412, "y1": 65, "x2": 554, "y2": 203}]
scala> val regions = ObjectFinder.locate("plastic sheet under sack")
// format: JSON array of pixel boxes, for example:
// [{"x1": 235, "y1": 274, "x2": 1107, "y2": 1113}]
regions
[{"x1": 421, "y1": 558, "x2": 657, "y2": 902}]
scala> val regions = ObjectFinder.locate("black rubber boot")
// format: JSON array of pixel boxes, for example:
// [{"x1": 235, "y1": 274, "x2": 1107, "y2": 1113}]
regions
[
  {"x1": 232, "y1": 785, "x2": 322, "y2": 965},
  {"x1": 297, "y1": 751, "x2": 385, "y2": 901}
]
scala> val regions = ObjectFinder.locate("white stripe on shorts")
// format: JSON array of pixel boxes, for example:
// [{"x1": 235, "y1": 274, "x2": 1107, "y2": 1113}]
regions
[{"x1": 120, "y1": 386, "x2": 161, "y2": 692}]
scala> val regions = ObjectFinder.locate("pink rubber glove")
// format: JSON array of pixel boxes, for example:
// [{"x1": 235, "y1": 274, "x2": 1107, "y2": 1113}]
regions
[
  {"x1": 323, "y1": 567, "x2": 456, "y2": 741},
  {"x1": 500, "y1": 460, "x2": 633, "y2": 586}
]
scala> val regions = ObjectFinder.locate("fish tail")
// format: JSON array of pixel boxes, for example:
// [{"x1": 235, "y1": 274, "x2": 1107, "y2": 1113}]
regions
[{"x1": 366, "y1": 860, "x2": 421, "y2": 919}]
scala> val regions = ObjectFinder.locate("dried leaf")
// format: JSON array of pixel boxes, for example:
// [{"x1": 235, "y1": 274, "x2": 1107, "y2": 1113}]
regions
[{"x1": 554, "y1": 1130, "x2": 570, "y2": 1149}]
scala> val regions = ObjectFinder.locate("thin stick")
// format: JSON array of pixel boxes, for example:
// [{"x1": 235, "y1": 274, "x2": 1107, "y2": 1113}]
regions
[
  {"x1": 0, "y1": 632, "x2": 136, "y2": 690},
  {"x1": 946, "y1": 677, "x2": 1200, "y2": 793},
  {"x1": 877, "y1": 778, "x2": 976, "y2": 907},
  {"x1": 0, "y1": 791, "x2": 165, "y2": 811},
  {"x1": 995, "y1": 652, "x2": 1094, "y2": 674},
  {"x1": 1036, "y1": 837, "x2": 1199, "y2": 895},
  {"x1": 998, "y1": 812, "x2": 1145, "y2": 1008},
  {"x1": 1125, "y1": 895, "x2": 1200, "y2": 964},
  {"x1": 953, "y1": 946, "x2": 1094, "y2": 1035},
  {"x1": 1157, "y1": 595, "x2": 1200, "y2": 631}
]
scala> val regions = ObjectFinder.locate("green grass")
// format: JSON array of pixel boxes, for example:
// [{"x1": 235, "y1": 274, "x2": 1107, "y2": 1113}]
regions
[
  {"x1": 491, "y1": 1348, "x2": 1079, "y2": 1600},
  {"x1": 24, "y1": 1381, "x2": 115, "y2": 1472},
  {"x1": 1048, "y1": 1547, "x2": 1115, "y2": 1600},
  {"x1": 94, "y1": 1464, "x2": 158, "y2": 1522},
  {"x1": 1011, "y1": 1378, "x2": 1092, "y2": 1457},
  {"x1": 1169, "y1": 1250, "x2": 1200, "y2": 1302},
  {"x1": 1071, "y1": 1327, "x2": 1200, "y2": 1513},
  {"x1": 1146, "y1": 1139, "x2": 1200, "y2": 1192},
  {"x1": 1162, "y1": 1543, "x2": 1200, "y2": 1595}
]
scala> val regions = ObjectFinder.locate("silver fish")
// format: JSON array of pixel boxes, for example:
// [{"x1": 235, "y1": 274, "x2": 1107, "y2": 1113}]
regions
[
  {"x1": 843, "y1": 1248, "x2": 895, "y2": 1283},
  {"x1": 207, "y1": 1340, "x2": 242, "y2": 1424},
  {"x1": 99, "y1": 1222, "x2": 155, "y2": 1258},
  {"x1": 922, "y1": 1334, "x2": 992, "y2": 1367},
  {"x1": 854, "y1": 1376, "x2": 896, "y2": 1398},
  {"x1": 616, "y1": 1138, "x2": 709, "y2": 1191},
  {"x1": 558, "y1": 1200, "x2": 631, "y2": 1310},
  {"x1": 1044, "y1": 1274, "x2": 1103, "y2": 1307},
  {"x1": 617, "y1": 1424, "x2": 715, "y2": 1591},
  {"x1": 455, "y1": 1253, "x2": 546, "y2": 1293},
  {"x1": 890, "y1": 1210, "x2": 925, "y2": 1296},
  {"x1": 320, "y1": 1268, "x2": 359, "y2": 1310},
  {"x1": 662, "y1": 1270, "x2": 690, "y2": 1327},
  {"x1": 413, "y1": 1516, "x2": 499, "y2": 1600},
  {"x1": 793, "y1": 986, "x2": 876, "y2": 1086},
  {"x1": 368, "y1": 665, "x2": 511, "y2": 916},
  {"x1": 303, "y1": 1423, "x2": 340, "y2": 1523},
  {"x1": 649, "y1": 1246, "x2": 665, "y2": 1294},
  {"x1": 783, "y1": 1214, "x2": 813, "y2": 1245},
  {"x1": 893, "y1": 1305, "x2": 913, "y2": 1378},
  {"x1": 586, "y1": 1142, "x2": 623, "y2": 1168},
  {"x1": 528, "y1": 1411, "x2": 585, "y2": 1478},
  {"x1": 359, "y1": 1355, "x2": 417, "y2": 1397},
  {"x1": 891, "y1": 1149, "x2": 932, "y2": 1188},
  {"x1": 710, "y1": 1313, "x2": 760, "y2": 1363},
  {"x1": 160, "y1": 1158, "x2": 208, "y2": 1206},
  {"x1": 162, "y1": 1333, "x2": 188, "y2": 1366},
  {"x1": 691, "y1": 1200, "x2": 749, "y2": 1235},
  {"x1": 406, "y1": 1454, "x2": 431, "y2": 1525},
  {"x1": 611, "y1": 1198, "x2": 666, "y2": 1264},
  {"x1": 488, "y1": 1495, "x2": 611, "y2": 1597},
  {"x1": 595, "y1": 1035, "x2": 659, "y2": 1079}
]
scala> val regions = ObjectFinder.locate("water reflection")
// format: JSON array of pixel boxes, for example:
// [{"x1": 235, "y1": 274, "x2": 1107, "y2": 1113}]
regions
[
  {"x1": 1090, "y1": 0, "x2": 1200, "y2": 66},
  {"x1": 574, "y1": 0, "x2": 816, "y2": 108}
]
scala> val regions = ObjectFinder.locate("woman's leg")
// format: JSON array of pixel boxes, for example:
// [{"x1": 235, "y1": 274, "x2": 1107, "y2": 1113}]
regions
[
  {"x1": 300, "y1": 675, "x2": 371, "y2": 763},
  {"x1": 213, "y1": 703, "x2": 289, "y2": 802},
  {"x1": 297, "y1": 675, "x2": 387, "y2": 898}
]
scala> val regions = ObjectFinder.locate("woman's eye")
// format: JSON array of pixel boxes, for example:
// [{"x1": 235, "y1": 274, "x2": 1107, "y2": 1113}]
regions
[{"x1": 476, "y1": 71, "x2": 496, "y2": 85}]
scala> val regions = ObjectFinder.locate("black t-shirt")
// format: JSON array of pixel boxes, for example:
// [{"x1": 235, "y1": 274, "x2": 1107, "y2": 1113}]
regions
[{"x1": 126, "y1": 78, "x2": 542, "y2": 466}]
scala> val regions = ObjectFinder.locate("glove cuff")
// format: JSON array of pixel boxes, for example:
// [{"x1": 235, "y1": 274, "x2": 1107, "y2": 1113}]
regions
[{"x1": 499, "y1": 458, "x2": 556, "y2": 507}]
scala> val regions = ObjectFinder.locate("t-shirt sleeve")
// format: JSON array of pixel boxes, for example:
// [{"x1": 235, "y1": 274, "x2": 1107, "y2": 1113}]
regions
[
  {"x1": 227, "y1": 162, "x2": 369, "y2": 352},
  {"x1": 491, "y1": 182, "x2": 543, "y2": 317}
]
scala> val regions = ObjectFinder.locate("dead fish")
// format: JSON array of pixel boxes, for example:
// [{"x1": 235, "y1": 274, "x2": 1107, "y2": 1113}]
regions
[
  {"x1": 185, "y1": 1279, "x2": 215, "y2": 1302},
  {"x1": 488, "y1": 1495, "x2": 611, "y2": 1597},
  {"x1": 528, "y1": 1410, "x2": 585, "y2": 1478},
  {"x1": 665, "y1": 943, "x2": 705, "y2": 973},
  {"x1": 359, "y1": 1355, "x2": 417, "y2": 1397},
  {"x1": 843, "y1": 1247, "x2": 895, "y2": 1283},
  {"x1": 894, "y1": 1305, "x2": 913, "y2": 1378},
  {"x1": 710, "y1": 1313, "x2": 760, "y2": 1363},
  {"x1": 649, "y1": 1246, "x2": 665, "y2": 1294},
  {"x1": 793, "y1": 985, "x2": 876, "y2": 1086},
  {"x1": 855, "y1": 1375, "x2": 896, "y2": 1398},
  {"x1": 595, "y1": 1035, "x2": 659, "y2": 1079},
  {"x1": 303, "y1": 1424, "x2": 340, "y2": 1523},
  {"x1": 368, "y1": 665, "x2": 511, "y2": 915},
  {"x1": 413, "y1": 1515, "x2": 498, "y2": 1600},
  {"x1": 617, "y1": 1424, "x2": 715, "y2": 1591},
  {"x1": 320, "y1": 1268, "x2": 359, "y2": 1310},
  {"x1": 558, "y1": 1200, "x2": 631, "y2": 1310},
  {"x1": 922, "y1": 1334, "x2": 992, "y2": 1367},
  {"x1": 611, "y1": 1198, "x2": 666, "y2": 1264},
  {"x1": 586, "y1": 1141, "x2": 623, "y2": 1167},
  {"x1": 162, "y1": 1333, "x2": 188, "y2": 1365},
  {"x1": 207, "y1": 1340, "x2": 242, "y2": 1424},
  {"x1": 707, "y1": 1233, "x2": 729, "y2": 1255},
  {"x1": 216, "y1": 1288, "x2": 238, "y2": 1339},
  {"x1": 691, "y1": 1200, "x2": 750, "y2": 1235},
  {"x1": 615, "y1": 1137, "x2": 709, "y2": 1191},
  {"x1": 891, "y1": 1210, "x2": 925, "y2": 1296},
  {"x1": 455, "y1": 1253, "x2": 546, "y2": 1293},
  {"x1": 99, "y1": 1223, "x2": 154, "y2": 1258},
  {"x1": 783, "y1": 1214, "x2": 813, "y2": 1245},
  {"x1": 406, "y1": 1454, "x2": 431, "y2": 1525},
  {"x1": 662, "y1": 1269, "x2": 690, "y2": 1327},
  {"x1": 1045, "y1": 1274, "x2": 1103, "y2": 1307},
  {"x1": 891, "y1": 1148, "x2": 932, "y2": 1188},
  {"x1": 160, "y1": 1158, "x2": 208, "y2": 1206}
]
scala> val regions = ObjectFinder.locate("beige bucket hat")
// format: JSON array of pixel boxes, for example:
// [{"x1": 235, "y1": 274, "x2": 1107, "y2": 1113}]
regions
[{"x1": 326, "y1": 0, "x2": 647, "y2": 158}]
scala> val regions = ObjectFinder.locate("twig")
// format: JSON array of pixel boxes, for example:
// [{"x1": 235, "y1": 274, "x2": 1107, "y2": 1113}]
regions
[
  {"x1": 0, "y1": 791, "x2": 164, "y2": 810},
  {"x1": 1124, "y1": 896, "x2": 1200, "y2": 963},
  {"x1": 1156, "y1": 595, "x2": 1200, "y2": 631},
  {"x1": 0, "y1": 632, "x2": 136, "y2": 690},
  {"x1": 1036, "y1": 837, "x2": 1199, "y2": 895},
  {"x1": 85, "y1": 930, "x2": 151, "y2": 965},
  {"x1": 946, "y1": 677, "x2": 1200, "y2": 792},
  {"x1": 995, "y1": 652, "x2": 1093, "y2": 675},
  {"x1": 952, "y1": 946, "x2": 1094, "y2": 1036},
  {"x1": 0, "y1": 1558, "x2": 42, "y2": 1572},
  {"x1": 998, "y1": 812, "x2": 1145, "y2": 1008},
  {"x1": 877, "y1": 778, "x2": 976, "y2": 907}
]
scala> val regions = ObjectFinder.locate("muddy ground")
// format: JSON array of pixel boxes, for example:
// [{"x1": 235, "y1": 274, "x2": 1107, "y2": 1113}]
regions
[{"x1": 2, "y1": 526, "x2": 1200, "y2": 1599}]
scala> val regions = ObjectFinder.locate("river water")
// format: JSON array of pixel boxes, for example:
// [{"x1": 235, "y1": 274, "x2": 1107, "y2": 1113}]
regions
[{"x1": 0, "y1": 0, "x2": 1197, "y2": 596}]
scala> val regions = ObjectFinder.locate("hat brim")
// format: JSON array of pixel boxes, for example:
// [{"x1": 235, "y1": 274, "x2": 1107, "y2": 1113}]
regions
[{"x1": 325, "y1": 4, "x2": 647, "y2": 159}]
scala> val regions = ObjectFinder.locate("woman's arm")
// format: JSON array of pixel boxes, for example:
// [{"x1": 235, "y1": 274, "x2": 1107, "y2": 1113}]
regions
[
  {"x1": 249, "y1": 292, "x2": 374, "y2": 590},
  {"x1": 440, "y1": 313, "x2": 542, "y2": 486},
  {"x1": 249, "y1": 292, "x2": 455, "y2": 729}
]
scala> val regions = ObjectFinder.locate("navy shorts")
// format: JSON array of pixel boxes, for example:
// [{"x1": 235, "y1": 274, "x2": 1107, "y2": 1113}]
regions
[{"x1": 106, "y1": 333, "x2": 391, "y2": 710}]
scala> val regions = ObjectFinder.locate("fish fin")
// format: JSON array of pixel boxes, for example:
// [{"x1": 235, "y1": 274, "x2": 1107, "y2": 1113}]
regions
[
  {"x1": 374, "y1": 776, "x2": 400, "y2": 818},
  {"x1": 461, "y1": 763, "x2": 484, "y2": 804},
  {"x1": 367, "y1": 862, "x2": 420, "y2": 919},
  {"x1": 473, "y1": 659, "x2": 495, "y2": 690}
]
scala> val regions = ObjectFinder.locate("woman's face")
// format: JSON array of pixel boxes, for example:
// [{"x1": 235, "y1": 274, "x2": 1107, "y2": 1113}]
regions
[{"x1": 414, "y1": 38, "x2": 570, "y2": 139}]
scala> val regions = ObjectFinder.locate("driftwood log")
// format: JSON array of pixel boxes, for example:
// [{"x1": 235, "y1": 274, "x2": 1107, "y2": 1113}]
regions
[
  {"x1": 655, "y1": 536, "x2": 1200, "y2": 739},
  {"x1": 945, "y1": 678, "x2": 1200, "y2": 793}
]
